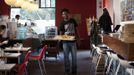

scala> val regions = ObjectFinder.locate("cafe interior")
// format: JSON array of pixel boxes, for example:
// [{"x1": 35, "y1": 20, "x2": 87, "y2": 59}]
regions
[{"x1": 0, "y1": 0, "x2": 134, "y2": 75}]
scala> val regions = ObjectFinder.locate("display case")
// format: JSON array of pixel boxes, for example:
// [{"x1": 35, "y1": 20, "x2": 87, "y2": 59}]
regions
[
  {"x1": 44, "y1": 26, "x2": 58, "y2": 58},
  {"x1": 45, "y1": 26, "x2": 57, "y2": 39}
]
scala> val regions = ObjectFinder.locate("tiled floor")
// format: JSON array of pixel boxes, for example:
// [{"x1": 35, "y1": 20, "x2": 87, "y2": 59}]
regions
[{"x1": 29, "y1": 50, "x2": 95, "y2": 75}]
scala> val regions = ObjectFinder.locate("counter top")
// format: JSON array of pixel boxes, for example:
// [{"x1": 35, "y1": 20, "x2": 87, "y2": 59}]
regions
[{"x1": 103, "y1": 34, "x2": 134, "y2": 61}]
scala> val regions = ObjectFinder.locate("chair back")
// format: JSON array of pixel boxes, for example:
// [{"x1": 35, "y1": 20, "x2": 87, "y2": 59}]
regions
[
  {"x1": 92, "y1": 44, "x2": 96, "y2": 49},
  {"x1": 118, "y1": 55, "x2": 134, "y2": 68},
  {"x1": 18, "y1": 62, "x2": 27, "y2": 75},
  {"x1": 18, "y1": 51, "x2": 31, "y2": 75},
  {"x1": 38, "y1": 45, "x2": 47, "y2": 60},
  {"x1": 24, "y1": 51, "x2": 32, "y2": 63},
  {"x1": 96, "y1": 47, "x2": 103, "y2": 55},
  {"x1": 23, "y1": 38, "x2": 41, "y2": 50}
]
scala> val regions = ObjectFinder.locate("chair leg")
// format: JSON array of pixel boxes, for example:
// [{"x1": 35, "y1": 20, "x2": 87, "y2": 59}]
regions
[
  {"x1": 115, "y1": 63, "x2": 120, "y2": 75},
  {"x1": 38, "y1": 60, "x2": 44, "y2": 75},
  {"x1": 42, "y1": 59, "x2": 47, "y2": 75},
  {"x1": 25, "y1": 67, "x2": 28, "y2": 75},
  {"x1": 106, "y1": 58, "x2": 113, "y2": 74},
  {"x1": 93, "y1": 49, "x2": 97, "y2": 57},
  {"x1": 96, "y1": 54, "x2": 102, "y2": 70}
]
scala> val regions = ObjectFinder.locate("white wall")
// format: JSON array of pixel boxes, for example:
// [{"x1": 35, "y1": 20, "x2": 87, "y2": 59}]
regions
[{"x1": 113, "y1": 0, "x2": 121, "y2": 25}]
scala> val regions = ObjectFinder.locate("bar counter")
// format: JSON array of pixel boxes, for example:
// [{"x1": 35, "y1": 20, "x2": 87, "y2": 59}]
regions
[{"x1": 103, "y1": 34, "x2": 134, "y2": 61}]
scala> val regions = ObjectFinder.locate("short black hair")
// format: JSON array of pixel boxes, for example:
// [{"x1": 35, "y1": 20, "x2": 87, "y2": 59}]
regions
[
  {"x1": 60, "y1": 8, "x2": 70, "y2": 14},
  {"x1": 0, "y1": 25, "x2": 6, "y2": 32},
  {"x1": 0, "y1": 25, "x2": 6, "y2": 30},
  {"x1": 15, "y1": 14, "x2": 20, "y2": 18}
]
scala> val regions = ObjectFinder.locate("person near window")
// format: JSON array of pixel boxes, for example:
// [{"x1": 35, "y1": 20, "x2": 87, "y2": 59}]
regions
[
  {"x1": 15, "y1": 14, "x2": 20, "y2": 21},
  {"x1": 0, "y1": 25, "x2": 8, "y2": 48},
  {"x1": 59, "y1": 8, "x2": 79, "y2": 75},
  {"x1": 15, "y1": 14, "x2": 21, "y2": 27},
  {"x1": 98, "y1": 8, "x2": 113, "y2": 34}
]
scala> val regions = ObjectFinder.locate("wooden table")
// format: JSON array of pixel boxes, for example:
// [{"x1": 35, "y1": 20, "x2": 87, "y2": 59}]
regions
[
  {"x1": 0, "y1": 53, "x2": 21, "y2": 64},
  {"x1": 0, "y1": 64, "x2": 15, "y2": 71},
  {"x1": 0, "y1": 64, "x2": 16, "y2": 75},
  {"x1": 103, "y1": 34, "x2": 134, "y2": 61},
  {"x1": 0, "y1": 53, "x2": 21, "y2": 58},
  {"x1": 4, "y1": 47, "x2": 31, "y2": 52},
  {"x1": 3, "y1": 47, "x2": 30, "y2": 64}
]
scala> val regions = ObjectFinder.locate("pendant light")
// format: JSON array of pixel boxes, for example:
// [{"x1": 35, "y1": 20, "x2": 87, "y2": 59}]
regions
[
  {"x1": 14, "y1": 0, "x2": 25, "y2": 7},
  {"x1": 4, "y1": 0, "x2": 17, "y2": 6}
]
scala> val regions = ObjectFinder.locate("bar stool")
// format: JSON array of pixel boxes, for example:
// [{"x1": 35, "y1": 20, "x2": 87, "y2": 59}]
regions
[
  {"x1": 95, "y1": 47, "x2": 104, "y2": 67},
  {"x1": 115, "y1": 55, "x2": 134, "y2": 75},
  {"x1": 91, "y1": 44, "x2": 97, "y2": 57},
  {"x1": 105, "y1": 50, "x2": 118, "y2": 75},
  {"x1": 97, "y1": 44, "x2": 109, "y2": 50},
  {"x1": 96, "y1": 44, "x2": 109, "y2": 68},
  {"x1": 95, "y1": 47, "x2": 107, "y2": 75},
  {"x1": 91, "y1": 44, "x2": 109, "y2": 75},
  {"x1": 91, "y1": 44, "x2": 108, "y2": 57}
]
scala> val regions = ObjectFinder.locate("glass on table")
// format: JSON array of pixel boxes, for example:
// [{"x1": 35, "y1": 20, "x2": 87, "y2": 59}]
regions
[
  {"x1": 0, "y1": 59, "x2": 6, "y2": 64},
  {"x1": 14, "y1": 43, "x2": 23, "y2": 48},
  {"x1": 0, "y1": 48, "x2": 5, "y2": 57},
  {"x1": 0, "y1": 49, "x2": 6, "y2": 64}
]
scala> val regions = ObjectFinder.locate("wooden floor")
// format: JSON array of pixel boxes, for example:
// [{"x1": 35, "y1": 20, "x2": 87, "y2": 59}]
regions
[{"x1": 28, "y1": 50, "x2": 96, "y2": 75}]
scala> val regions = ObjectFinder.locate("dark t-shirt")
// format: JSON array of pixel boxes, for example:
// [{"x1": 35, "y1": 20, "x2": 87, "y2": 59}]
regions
[
  {"x1": 59, "y1": 18, "x2": 77, "y2": 35},
  {"x1": 59, "y1": 18, "x2": 78, "y2": 42}
]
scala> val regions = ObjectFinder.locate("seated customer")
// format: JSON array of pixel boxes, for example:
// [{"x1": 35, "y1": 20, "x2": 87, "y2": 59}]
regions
[
  {"x1": 23, "y1": 38, "x2": 42, "y2": 55},
  {"x1": 0, "y1": 25, "x2": 9, "y2": 48}
]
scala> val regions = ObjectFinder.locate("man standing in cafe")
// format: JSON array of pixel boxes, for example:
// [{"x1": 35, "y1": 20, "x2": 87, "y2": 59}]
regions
[{"x1": 59, "y1": 8, "x2": 79, "y2": 75}]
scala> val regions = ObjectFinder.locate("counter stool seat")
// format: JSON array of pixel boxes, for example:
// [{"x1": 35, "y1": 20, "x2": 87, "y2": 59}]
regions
[
  {"x1": 105, "y1": 50, "x2": 120, "y2": 75},
  {"x1": 113, "y1": 54, "x2": 134, "y2": 75},
  {"x1": 95, "y1": 47, "x2": 107, "y2": 75}
]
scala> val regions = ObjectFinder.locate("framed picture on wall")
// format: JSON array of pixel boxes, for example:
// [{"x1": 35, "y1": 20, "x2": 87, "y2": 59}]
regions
[
  {"x1": 121, "y1": 0, "x2": 134, "y2": 21},
  {"x1": 72, "y1": 14, "x2": 81, "y2": 24}
]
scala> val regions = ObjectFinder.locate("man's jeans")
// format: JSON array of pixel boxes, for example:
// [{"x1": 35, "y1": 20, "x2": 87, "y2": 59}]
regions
[{"x1": 63, "y1": 42, "x2": 77, "y2": 73}]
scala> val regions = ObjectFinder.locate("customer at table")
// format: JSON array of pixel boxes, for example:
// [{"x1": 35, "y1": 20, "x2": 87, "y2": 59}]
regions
[{"x1": 0, "y1": 25, "x2": 8, "y2": 48}]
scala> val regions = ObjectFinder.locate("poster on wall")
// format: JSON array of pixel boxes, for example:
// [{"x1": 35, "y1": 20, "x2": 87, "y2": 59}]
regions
[
  {"x1": 72, "y1": 14, "x2": 81, "y2": 24},
  {"x1": 121, "y1": 0, "x2": 134, "y2": 21},
  {"x1": 86, "y1": 17, "x2": 92, "y2": 36}
]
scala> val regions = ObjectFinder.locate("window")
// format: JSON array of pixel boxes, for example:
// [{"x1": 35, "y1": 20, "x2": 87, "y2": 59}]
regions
[
  {"x1": 40, "y1": 0, "x2": 55, "y2": 7},
  {"x1": 10, "y1": 0, "x2": 56, "y2": 34}
]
